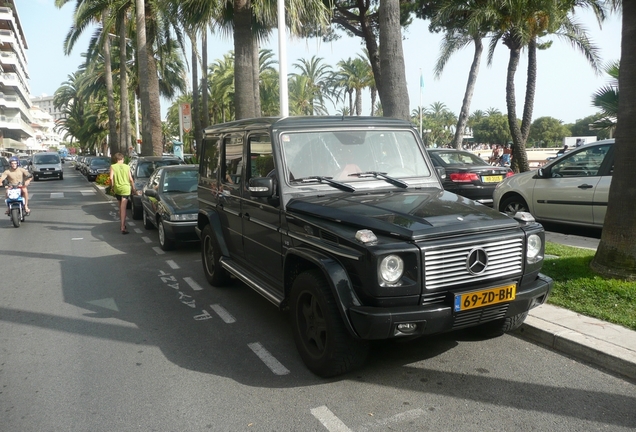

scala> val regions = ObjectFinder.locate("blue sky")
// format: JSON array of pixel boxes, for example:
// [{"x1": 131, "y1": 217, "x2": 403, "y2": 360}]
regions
[{"x1": 22, "y1": 0, "x2": 622, "y2": 125}]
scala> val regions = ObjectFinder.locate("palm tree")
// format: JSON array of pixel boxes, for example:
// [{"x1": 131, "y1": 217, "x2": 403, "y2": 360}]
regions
[
  {"x1": 208, "y1": 53, "x2": 236, "y2": 124},
  {"x1": 591, "y1": 60, "x2": 619, "y2": 136},
  {"x1": 419, "y1": 0, "x2": 493, "y2": 149},
  {"x1": 55, "y1": 0, "x2": 119, "y2": 154},
  {"x1": 291, "y1": 56, "x2": 333, "y2": 115},
  {"x1": 590, "y1": 1, "x2": 636, "y2": 279},
  {"x1": 333, "y1": 57, "x2": 370, "y2": 116},
  {"x1": 472, "y1": 0, "x2": 605, "y2": 172}
]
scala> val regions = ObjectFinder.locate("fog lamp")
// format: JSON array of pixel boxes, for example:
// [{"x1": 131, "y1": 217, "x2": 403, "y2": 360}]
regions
[{"x1": 396, "y1": 323, "x2": 417, "y2": 333}]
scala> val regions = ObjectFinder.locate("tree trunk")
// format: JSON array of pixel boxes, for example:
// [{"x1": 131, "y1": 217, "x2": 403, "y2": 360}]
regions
[
  {"x1": 201, "y1": 31, "x2": 209, "y2": 130},
  {"x1": 118, "y1": 14, "x2": 131, "y2": 156},
  {"x1": 590, "y1": 1, "x2": 636, "y2": 279},
  {"x1": 355, "y1": 88, "x2": 362, "y2": 115},
  {"x1": 451, "y1": 36, "x2": 482, "y2": 149},
  {"x1": 135, "y1": 0, "x2": 154, "y2": 155},
  {"x1": 378, "y1": 0, "x2": 409, "y2": 121},
  {"x1": 233, "y1": 0, "x2": 256, "y2": 119},
  {"x1": 521, "y1": 38, "x2": 537, "y2": 144},
  {"x1": 102, "y1": 11, "x2": 118, "y2": 156},
  {"x1": 191, "y1": 33, "x2": 202, "y2": 156},
  {"x1": 253, "y1": 37, "x2": 261, "y2": 117},
  {"x1": 370, "y1": 87, "x2": 377, "y2": 116},
  {"x1": 348, "y1": 90, "x2": 353, "y2": 115},
  {"x1": 505, "y1": 44, "x2": 529, "y2": 173}
]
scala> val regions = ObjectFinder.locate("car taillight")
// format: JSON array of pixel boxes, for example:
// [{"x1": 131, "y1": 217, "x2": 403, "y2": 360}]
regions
[
  {"x1": 506, "y1": 171, "x2": 514, "y2": 178},
  {"x1": 449, "y1": 172, "x2": 479, "y2": 182}
]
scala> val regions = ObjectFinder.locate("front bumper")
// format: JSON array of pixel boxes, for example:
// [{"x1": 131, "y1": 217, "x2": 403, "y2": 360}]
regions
[
  {"x1": 348, "y1": 274, "x2": 553, "y2": 340},
  {"x1": 34, "y1": 170, "x2": 62, "y2": 178},
  {"x1": 162, "y1": 219, "x2": 199, "y2": 242}
]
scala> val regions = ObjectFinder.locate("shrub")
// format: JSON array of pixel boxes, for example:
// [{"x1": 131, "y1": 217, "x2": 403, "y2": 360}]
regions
[{"x1": 95, "y1": 173, "x2": 111, "y2": 186}]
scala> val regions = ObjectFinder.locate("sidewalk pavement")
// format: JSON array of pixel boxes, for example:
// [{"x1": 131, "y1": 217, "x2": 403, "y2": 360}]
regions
[
  {"x1": 93, "y1": 180, "x2": 635, "y2": 380},
  {"x1": 514, "y1": 232, "x2": 636, "y2": 381}
]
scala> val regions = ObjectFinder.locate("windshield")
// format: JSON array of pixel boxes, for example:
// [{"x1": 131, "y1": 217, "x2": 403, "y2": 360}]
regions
[
  {"x1": 162, "y1": 170, "x2": 198, "y2": 193},
  {"x1": 33, "y1": 154, "x2": 60, "y2": 164},
  {"x1": 91, "y1": 158, "x2": 111, "y2": 167},
  {"x1": 281, "y1": 129, "x2": 431, "y2": 184}
]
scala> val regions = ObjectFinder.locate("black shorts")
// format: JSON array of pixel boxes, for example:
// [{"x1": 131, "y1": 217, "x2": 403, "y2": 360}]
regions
[{"x1": 115, "y1": 194, "x2": 131, "y2": 201}]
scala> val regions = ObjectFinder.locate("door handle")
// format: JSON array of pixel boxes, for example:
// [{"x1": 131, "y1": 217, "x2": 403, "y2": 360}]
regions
[{"x1": 578, "y1": 184, "x2": 594, "y2": 189}]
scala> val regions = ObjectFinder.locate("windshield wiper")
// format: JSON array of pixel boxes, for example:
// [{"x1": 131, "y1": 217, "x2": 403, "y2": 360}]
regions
[
  {"x1": 292, "y1": 176, "x2": 356, "y2": 192},
  {"x1": 347, "y1": 171, "x2": 408, "y2": 188}
]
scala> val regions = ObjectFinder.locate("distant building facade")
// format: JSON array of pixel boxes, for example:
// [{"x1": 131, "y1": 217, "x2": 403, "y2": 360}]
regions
[{"x1": 0, "y1": 0, "x2": 36, "y2": 153}]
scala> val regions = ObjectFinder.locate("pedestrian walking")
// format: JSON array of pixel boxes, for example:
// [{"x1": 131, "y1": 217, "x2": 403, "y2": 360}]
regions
[{"x1": 109, "y1": 153, "x2": 135, "y2": 234}]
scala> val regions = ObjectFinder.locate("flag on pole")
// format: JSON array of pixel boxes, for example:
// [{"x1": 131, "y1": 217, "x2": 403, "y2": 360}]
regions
[{"x1": 420, "y1": 72, "x2": 424, "y2": 90}]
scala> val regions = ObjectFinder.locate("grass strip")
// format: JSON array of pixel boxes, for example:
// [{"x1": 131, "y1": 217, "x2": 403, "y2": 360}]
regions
[{"x1": 542, "y1": 242, "x2": 636, "y2": 331}]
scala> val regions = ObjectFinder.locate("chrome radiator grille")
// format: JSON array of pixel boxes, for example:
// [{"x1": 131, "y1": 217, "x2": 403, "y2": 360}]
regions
[{"x1": 422, "y1": 237, "x2": 524, "y2": 290}]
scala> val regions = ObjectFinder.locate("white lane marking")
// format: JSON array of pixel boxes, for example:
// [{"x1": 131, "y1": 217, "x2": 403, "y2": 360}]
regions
[
  {"x1": 134, "y1": 228, "x2": 142, "y2": 233},
  {"x1": 51, "y1": 192, "x2": 64, "y2": 198},
  {"x1": 141, "y1": 236, "x2": 152, "y2": 243},
  {"x1": 71, "y1": 238, "x2": 83, "y2": 240},
  {"x1": 152, "y1": 247, "x2": 165, "y2": 255},
  {"x1": 183, "y1": 277, "x2": 203, "y2": 291},
  {"x1": 248, "y1": 342, "x2": 290, "y2": 376},
  {"x1": 166, "y1": 260, "x2": 180, "y2": 269},
  {"x1": 80, "y1": 190, "x2": 95, "y2": 196},
  {"x1": 355, "y1": 408, "x2": 426, "y2": 432},
  {"x1": 210, "y1": 304, "x2": 236, "y2": 323},
  {"x1": 128, "y1": 221, "x2": 136, "y2": 227},
  {"x1": 310, "y1": 406, "x2": 352, "y2": 432}
]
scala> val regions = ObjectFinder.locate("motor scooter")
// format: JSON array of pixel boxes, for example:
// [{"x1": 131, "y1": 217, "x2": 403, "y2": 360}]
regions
[{"x1": 5, "y1": 182, "x2": 26, "y2": 228}]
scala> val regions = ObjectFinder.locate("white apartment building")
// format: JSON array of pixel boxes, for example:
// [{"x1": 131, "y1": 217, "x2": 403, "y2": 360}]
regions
[{"x1": 0, "y1": 0, "x2": 36, "y2": 153}]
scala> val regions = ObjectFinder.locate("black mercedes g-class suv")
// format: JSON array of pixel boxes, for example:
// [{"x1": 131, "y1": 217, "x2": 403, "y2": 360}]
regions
[{"x1": 196, "y1": 116, "x2": 553, "y2": 377}]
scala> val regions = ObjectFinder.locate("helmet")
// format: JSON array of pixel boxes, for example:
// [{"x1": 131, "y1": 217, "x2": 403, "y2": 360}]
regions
[{"x1": 9, "y1": 156, "x2": 19, "y2": 163}]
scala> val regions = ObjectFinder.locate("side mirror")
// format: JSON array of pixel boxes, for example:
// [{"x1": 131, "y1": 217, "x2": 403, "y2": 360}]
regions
[
  {"x1": 435, "y1": 166, "x2": 446, "y2": 180},
  {"x1": 537, "y1": 167, "x2": 549, "y2": 178},
  {"x1": 248, "y1": 177, "x2": 274, "y2": 197},
  {"x1": 144, "y1": 189, "x2": 157, "y2": 198}
]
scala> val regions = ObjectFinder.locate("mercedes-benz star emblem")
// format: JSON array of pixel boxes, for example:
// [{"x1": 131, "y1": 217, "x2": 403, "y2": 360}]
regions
[{"x1": 466, "y1": 247, "x2": 489, "y2": 275}]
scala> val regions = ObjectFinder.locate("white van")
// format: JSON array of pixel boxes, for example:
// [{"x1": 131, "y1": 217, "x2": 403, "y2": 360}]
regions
[{"x1": 30, "y1": 152, "x2": 63, "y2": 180}]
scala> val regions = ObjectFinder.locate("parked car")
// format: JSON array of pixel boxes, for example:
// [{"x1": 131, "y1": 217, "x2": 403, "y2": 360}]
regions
[
  {"x1": 85, "y1": 156, "x2": 112, "y2": 182},
  {"x1": 29, "y1": 152, "x2": 63, "y2": 180},
  {"x1": 427, "y1": 148, "x2": 513, "y2": 206},
  {"x1": 0, "y1": 156, "x2": 9, "y2": 172},
  {"x1": 141, "y1": 165, "x2": 199, "y2": 250},
  {"x1": 493, "y1": 139, "x2": 614, "y2": 228},
  {"x1": 196, "y1": 116, "x2": 553, "y2": 377},
  {"x1": 129, "y1": 156, "x2": 185, "y2": 220}
]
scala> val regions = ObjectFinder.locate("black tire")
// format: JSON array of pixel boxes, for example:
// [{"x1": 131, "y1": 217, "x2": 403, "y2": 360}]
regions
[
  {"x1": 469, "y1": 311, "x2": 528, "y2": 337},
  {"x1": 60, "y1": 173, "x2": 64, "y2": 180},
  {"x1": 131, "y1": 198, "x2": 142, "y2": 220},
  {"x1": 11, "y1": 208, "x2": 20, "y2": 228},
  {"x1": 142, "y1": 207, "x2": 154, "y2": 230},
  {"x1": 201, "y1": 224, "x2": 230, "y2": 286},
  {"x1": 290, "y1": 269, "x2": 369, "y2": 377},
  {"x1": 499, "y1": 195, "x2": 529, "y2": 217},
  {"x1": 158, "y1": 218, "x2": 175, "y2": 251}
]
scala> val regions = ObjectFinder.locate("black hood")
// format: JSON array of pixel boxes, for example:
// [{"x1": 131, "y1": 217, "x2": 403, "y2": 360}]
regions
[
  {"x1": 286, "y1": 189, "x2": 518, "y2": 240},
  {"x1": 163, "y1": 192, "x2": 198, "y2": 214}
]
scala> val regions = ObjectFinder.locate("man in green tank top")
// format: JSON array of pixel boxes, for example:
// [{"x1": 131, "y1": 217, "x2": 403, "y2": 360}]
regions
[{"x1": 109, "y1": 153, "x2": 135, "y2": 234}]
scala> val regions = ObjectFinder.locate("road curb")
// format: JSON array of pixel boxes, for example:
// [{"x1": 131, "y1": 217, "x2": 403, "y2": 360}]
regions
[
  {"x1": 515, "y1": 314, "x2": 636, "y2": 381},
  {"x1": 91, "y1": 182, "x2": 114, "y2": 201}
]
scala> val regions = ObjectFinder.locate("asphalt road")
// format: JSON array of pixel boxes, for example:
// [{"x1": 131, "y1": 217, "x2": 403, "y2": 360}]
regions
[{"x1": 1, "y1": 167, "x2": 634, "y2": 431}]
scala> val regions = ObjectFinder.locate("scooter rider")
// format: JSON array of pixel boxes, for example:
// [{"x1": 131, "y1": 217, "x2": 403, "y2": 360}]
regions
[{"x1": 1, "y1": 156, "x2": 32, "y2": 215}]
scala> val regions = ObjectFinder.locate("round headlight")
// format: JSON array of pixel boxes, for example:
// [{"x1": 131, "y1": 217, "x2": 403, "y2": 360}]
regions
[
  {"x1": 379, "y1": 254, "x2": 404, "y2": 284},
  {"x1": 527, "y1": 234, "x2": 542, "y2": 261}
]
